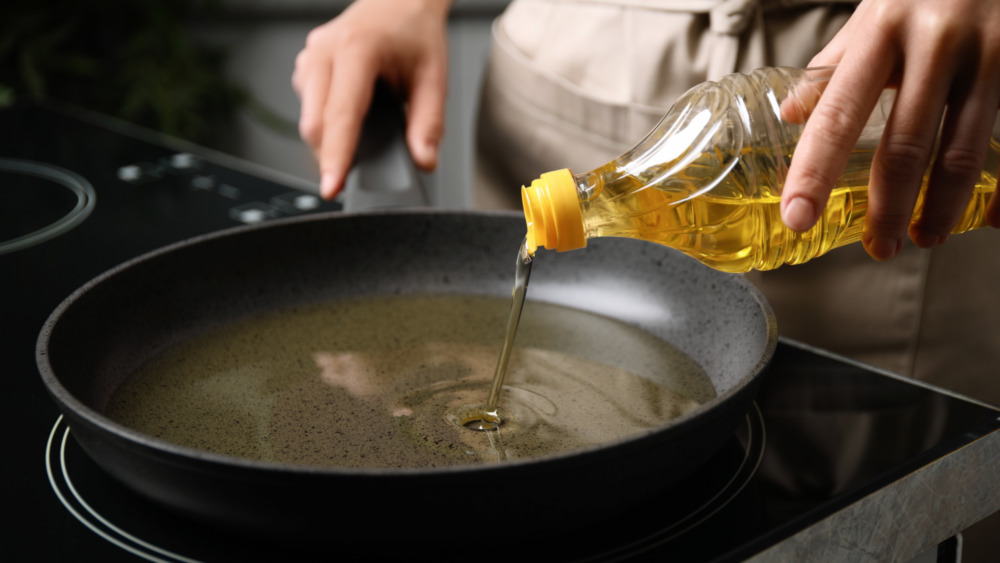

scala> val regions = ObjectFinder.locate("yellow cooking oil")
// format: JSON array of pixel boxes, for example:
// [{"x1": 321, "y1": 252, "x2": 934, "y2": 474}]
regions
[
  {"x1": 521, "y1": 66, "x2": 999, "y2": 273},
  {"x1": 572, "y1": 149, "x2": 998, "y2": 273}
]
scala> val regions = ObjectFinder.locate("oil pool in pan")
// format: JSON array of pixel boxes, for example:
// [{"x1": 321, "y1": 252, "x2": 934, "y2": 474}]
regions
[{"x1": 105, "y1": 293, "x2": 715, "y2": 468}]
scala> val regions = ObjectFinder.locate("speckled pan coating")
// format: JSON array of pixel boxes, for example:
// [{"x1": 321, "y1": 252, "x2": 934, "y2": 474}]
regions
[{"x1": 37, "y1": 209, "x2": 776, "y2": 544}]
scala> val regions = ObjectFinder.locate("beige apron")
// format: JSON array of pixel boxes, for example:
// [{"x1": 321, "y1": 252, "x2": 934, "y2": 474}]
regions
[
  {"x1": 474, "y1": 0, "x2": 1000, "y2": 406},
  {"x1": 475, "y1": 0, "x2": 855, "y2": 207}
]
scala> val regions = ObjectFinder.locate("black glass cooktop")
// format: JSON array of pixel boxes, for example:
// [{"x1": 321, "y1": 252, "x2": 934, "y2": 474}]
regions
[{"x1": 3, "y1": 104, "x2": 998, "y2": 562}]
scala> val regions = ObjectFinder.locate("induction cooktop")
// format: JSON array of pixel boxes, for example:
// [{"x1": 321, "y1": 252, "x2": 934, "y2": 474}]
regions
[{"x1": 3, "y1": 103, "x2": 998, "y2": 562}]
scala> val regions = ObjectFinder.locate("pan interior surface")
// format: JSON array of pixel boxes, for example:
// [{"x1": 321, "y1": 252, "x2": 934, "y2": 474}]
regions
[{"x1": 104, "y1": 293, "x2": 717, "y2": 469}]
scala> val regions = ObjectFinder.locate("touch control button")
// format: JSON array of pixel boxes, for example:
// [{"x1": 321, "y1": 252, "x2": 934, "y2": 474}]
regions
[
  {"x1": 217, "y1": 184, "x2": 241, "y2": 200},
  {"x1": 170, "y1": 153, "x2": 197, "y2": 169},
  {"x1": 270, "y1": 191, "x2": 322, "y2": 214},
  {"x1": 191, "y1": 175, "x2": 215, "y2": 190},
  {"x1": 293, "y1": 194, "x2": 321, "y2": 210},
  {"x1": 238, "y1": 209, "x2": 266, "y2": 223},
  {"x1": 117, "y1": 165, "x2": 142, "y2": 182},
  {"x1": 229, "y1": 203, "x2": 278, "y2": 224}
]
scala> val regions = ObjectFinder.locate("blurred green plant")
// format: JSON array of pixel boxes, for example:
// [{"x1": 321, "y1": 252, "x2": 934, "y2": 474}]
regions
[{"x1": 0, "y1": 0, "x2": 247, "y2": 146}]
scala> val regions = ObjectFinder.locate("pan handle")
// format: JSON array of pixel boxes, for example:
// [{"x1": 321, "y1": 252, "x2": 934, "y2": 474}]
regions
[{"x1": 341, "y1": 82, "x2": 431, "y2": 211}]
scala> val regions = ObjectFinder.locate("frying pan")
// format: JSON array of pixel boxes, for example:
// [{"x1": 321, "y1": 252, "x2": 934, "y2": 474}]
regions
[{"x1": 36, "y1": 87, "x2": 777, "y2": 545}]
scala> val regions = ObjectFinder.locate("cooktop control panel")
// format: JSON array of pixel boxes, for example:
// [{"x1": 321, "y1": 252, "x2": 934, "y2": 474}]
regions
[{"x1": 113, "y1": 151, "x2": 326, "y2": 225}]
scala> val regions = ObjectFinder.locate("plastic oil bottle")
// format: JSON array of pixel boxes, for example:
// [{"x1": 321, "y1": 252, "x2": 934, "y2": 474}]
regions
[{"x1": 521, "y1": 66, "x2": 999, "y2": 273}]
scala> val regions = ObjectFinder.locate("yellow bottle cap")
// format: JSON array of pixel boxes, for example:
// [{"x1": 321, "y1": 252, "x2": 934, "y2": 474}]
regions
[{"x1": 521, "y1": 168, "x2": 586, "y2": 253}]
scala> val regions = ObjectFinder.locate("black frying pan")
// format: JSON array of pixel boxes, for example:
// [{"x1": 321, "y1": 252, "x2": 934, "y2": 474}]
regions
[{"x1": 36, "y1": 87, "x2": 777, "y2": 545}]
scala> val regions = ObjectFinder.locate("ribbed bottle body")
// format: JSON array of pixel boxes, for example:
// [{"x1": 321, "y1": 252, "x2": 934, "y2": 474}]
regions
[{"x1": 571, "y1": 66, "x2": 998, "y2": 272}]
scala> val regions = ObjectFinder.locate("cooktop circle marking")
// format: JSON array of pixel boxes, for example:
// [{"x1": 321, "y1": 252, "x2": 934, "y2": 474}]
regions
[
  {"x1": 0, "y1": 158, "x2": 96, "y2": 255},
  {"x1": 583, "y1": 403, "x2": 766, "y2": 560},
  {"x1": 45, "y1": 409, "x2": 764, "y2": 560},
  {"x1": 45, "y1": 416, "x2": 203, "y2": 563}
]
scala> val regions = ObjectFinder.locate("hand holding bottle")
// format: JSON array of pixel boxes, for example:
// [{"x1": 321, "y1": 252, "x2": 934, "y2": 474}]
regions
[
  {"x1": 781, "y1": 0, "x2": 1000, "y2": 260},
  {"x1": 291, "y1": 0, "x2": 451, "y2": 199}
]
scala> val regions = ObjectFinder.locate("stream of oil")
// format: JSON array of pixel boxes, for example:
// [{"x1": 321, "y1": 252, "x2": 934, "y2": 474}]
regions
[
  {"x1": 106, "y1": 292, "x2": 715, "y2": 468},
  {"x1": 455, "y1": 238, "x2": 534, "y2": 431}
]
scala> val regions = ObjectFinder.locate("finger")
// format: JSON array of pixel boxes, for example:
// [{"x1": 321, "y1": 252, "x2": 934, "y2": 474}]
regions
[
  {"x1": 910, "y1": 64, "x2": 1000, "y2": 246},
  {"x1": 405, "y1": 59, "x2": 448, "y2": 171},
  {"x1": 781, "y1": 43, "x2": 895, "y2": 233},
  {"x1": 780, "y1": 67, "x2": 833, "y2": 125},
  {"x1": 786, "y1": 2, "x2": 872, "y2": 125},
  {"x1": 863, "y1": 61, "x2": 955, "y2": 259},
  {"x1": 805, "y1": 0, "x2": 867, "y2": 68},
  {"x1": 295, "y1": 47, "x2": 334, "y2": 152},
  {"x1": 291, "y1": 49, "x2": 305, "y2": 96},
  {"x1": 317, "y1": 54, "x2": 378, "y2": 199}
]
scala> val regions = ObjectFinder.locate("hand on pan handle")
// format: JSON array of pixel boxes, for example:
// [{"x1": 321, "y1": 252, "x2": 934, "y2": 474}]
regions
[
  {"x1": 292, "y1": 0, "x2": 452, "y2": 200},
  {"x1": 780, "y1": 0, "x2": 1000, "y2": 260}
]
